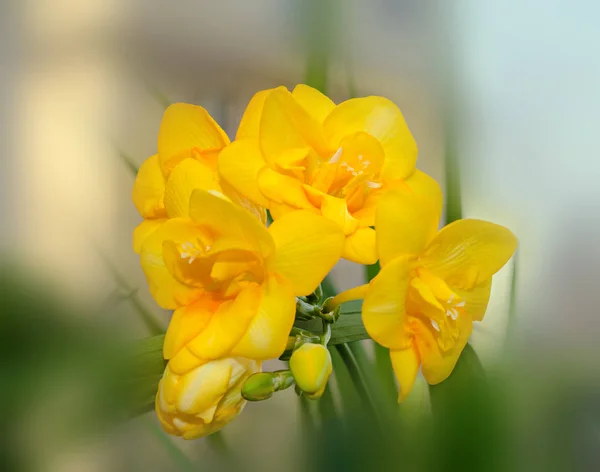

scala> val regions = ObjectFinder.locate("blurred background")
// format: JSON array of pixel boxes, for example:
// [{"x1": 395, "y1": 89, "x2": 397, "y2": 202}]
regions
[{"x1": 2, "y1": 0, "x2": 600, "y2": 470}]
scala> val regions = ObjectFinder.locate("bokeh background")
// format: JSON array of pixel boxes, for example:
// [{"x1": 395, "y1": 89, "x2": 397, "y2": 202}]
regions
[{"x1": 2, "y1": 0, "x2": 600, "y2": 471}]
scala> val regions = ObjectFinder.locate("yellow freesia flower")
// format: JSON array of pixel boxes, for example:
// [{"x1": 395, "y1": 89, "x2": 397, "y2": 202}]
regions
[
  {"x1": 289, "y1": 343, "x2": 332, "y2": 399},
  {"x1": 132, "y1": 102, "x2": 264, "y2": 253},
  {"x1": 330, "y1": 185, "x2": 517, "y2": 401},
  {"x1": 156, "y1": 356, "x2": 260, "y2": 439},
  {"x1": 139, "y1": 183, "x2": 345, "y2": 361},
  {"x1": 218, "y1": 85, "x2": 440, "y2": 264}
]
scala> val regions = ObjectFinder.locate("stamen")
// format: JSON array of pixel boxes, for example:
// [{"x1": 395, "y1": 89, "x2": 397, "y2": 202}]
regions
[
  {"x1": 357, "y1": 154, "x2": 363, "y2": 161},
  {"x1": 366, "y1": 181, "x2": 382, "y2": 189},
  {"x1": 446, "y1": 308, "x2": 459, "y2": 320},
  {"x1": 456, "y1": 300, "x2": 465, "y2": 307},
  {"x1": 329, "y1": 148, "x2": 343, "y2": 164},
  {"x1": 431, "y1": 319, "x2": 440, "y2": 332}
]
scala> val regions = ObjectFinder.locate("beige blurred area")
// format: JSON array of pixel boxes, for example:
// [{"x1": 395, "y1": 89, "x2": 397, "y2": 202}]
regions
[{"x1": 4, "y1": 0, "x2": 600, "y2": 470}]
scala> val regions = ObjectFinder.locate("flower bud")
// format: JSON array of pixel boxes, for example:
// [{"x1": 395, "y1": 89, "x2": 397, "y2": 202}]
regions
[
  {"x1": 242, "y1": 372, "x2": 276, "y2": 401},
  {"x1": 289, "y1": 343, "x2": 332, "y2": 399},
  {"x1": 155, "y1": 357, "x2": 260, "y2": 439}
]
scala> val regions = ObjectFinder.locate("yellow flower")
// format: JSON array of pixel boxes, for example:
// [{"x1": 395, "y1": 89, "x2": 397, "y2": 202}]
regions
[
  {"x1": 218, "y1": 85, "x2": 440, "y2": 264},
  {"x1": 156, "y1": 357, "x2": 260, "y2": 439},
  {"x1": 140, "y1": 185, "x2": 345, "y2": 363},
  {"x1": 331, "y1": 185, "x2": 517, "y2": 401},
  {"x1": 289, "y1": 343, "x2": 332, "y2": 399},
  {"x1": 132, "y1": 102, "x2": 264, "y2": 253}
]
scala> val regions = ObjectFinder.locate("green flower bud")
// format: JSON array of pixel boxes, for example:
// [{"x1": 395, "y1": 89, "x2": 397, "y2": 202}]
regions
[
  {"x1": 241, "y1": 372, "x2": 276, "y2": 401},
  {"x1": 289, "y1": 343, "x2": 332, "y2": 398}
]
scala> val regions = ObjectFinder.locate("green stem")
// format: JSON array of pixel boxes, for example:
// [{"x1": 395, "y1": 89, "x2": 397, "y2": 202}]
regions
[
  {"x1": 146, "y1": 418, "x2": 194, "y2": 470},
  {"x1": 207, "y1": 431, "x2": 232, "y2": 459}
]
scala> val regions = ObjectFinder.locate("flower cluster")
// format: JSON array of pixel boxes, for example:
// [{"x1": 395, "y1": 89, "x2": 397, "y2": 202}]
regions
[{"x1": 132, "y1": 85, "x2": 517, "y2": 438}]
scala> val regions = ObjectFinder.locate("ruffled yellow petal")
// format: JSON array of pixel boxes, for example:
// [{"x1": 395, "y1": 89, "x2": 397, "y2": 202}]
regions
[
  {"x1": 236, "y1": 89, "x2": 271, "y2": 140},
  {"x1": 259, "y1": 87, "x2": 328, "y2": 164},
  {"x1": 188, "y1": 189, "x2": 274, "y2": 259},
  {"x1": 342, "y1": 227, "x2": 378, "y2": 265},
  {"x1": 403, "y1": 169, "x2": 443, "y2": 218},
  {"x1": 422, "y1": 219, "x2": 517, "y2": 290},
  {"x1": 375, "y1": 187, "x2": 440, "y2": 267},
  {"x1": 257, "y1": 167, "x2": 314, "y2": 210},
  {"x1": 321, "y1": 195, "x2": 359, "y2": 235},
  {"x1": 267, "y1": 211, "x2": 345, "y2": 296},
  {"x1": 218, "y1": 139, "x2": 269, "y2": 207},
  {"x1": 133, "y1": 219, "x2": 164, "y2": 254},
  {"x1": 185, "y1": 285, "x2": 262, "y2": 360},
  {"x1": 322, "y1": 96, "x2": 417, "y2": 180},
  {"x1": 291, "y1": 84, "x2": 336, "y2": 124},
  {"x1": 390, "y1": 346, "x2": 420, "y2": 402},
  {"x1": 132, "y1": 154, "x2": 167, "y2": 218},
  {"x1": 139, "y1": 218, "x2": 203, "y2": 309},
  {"x1": 453, "y1": 280, "x2": 492, "y2": 322},
  {"x1": 158, "y1": 103, "x2": 229, "y2": 175},
  {"x1": 362, "y1": 255, "x2": 414, "y2": 350},
  {"x1": 412, "y1": 312, "x2": 473, "y2": 385},
  {"x1": 164, "y1": 158, "x2": 221, "y2": 218},
  {"x1": 230, "y1": 273, "x2": 296, "y2": 359}
]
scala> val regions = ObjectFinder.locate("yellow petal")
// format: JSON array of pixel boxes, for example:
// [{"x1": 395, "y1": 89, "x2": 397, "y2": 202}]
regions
[
  {"x1": 259, "y1": 87, "x2": 328, "y2": 164},
  {"x1": 267, "y1": 211, "x2": 345, "y2": 296},
  {"x1": 139, "y1": 218, "x2": 203, "y2": 309},
  {"x1": 220, "y1": 179, "x2": 268, "y2": 226},
  {"x1": 186, "y1": 285, "x2": 262, "y2": 360},
  {"x1": 413, "y1": 313, "x2": 473, "y2": 385},
  {"x1": 321, "y1": 195, "x2": 359, "y2": 235},
  {"x1": 257, "y1": 166, "x2": 314, "y2": 210},
  {"x1": 342, "y1": 227, "x2": 378, "y2": 264},
  {"x1": 188, "y1": 189, "x2": 274, "y2": 259},
  {"x1": 158, "y1": 103, "x2": 230, "y2": 175},
  {"x1": 132, "y1": 154, "x2": 167, "y2": 218},
  {"x1": 375, "y1": 187, "x2": 440, "y2": 267},
  {"x1": 230, "y1": 273, "x2": 296, "y2": 359},
  {"x1": 163, "y1": 296, "x2": 218, "y2": 359},
  {"x1": 218, "y1": 139, "x2": 269, "y2": 207},
  {"x1": 390, "y1": 346, "x2": 420, "y2": 402},
  {"x1": 403, "y1": 169, "x2": 444, "y2": 218},
  {"x1": 322, "y1": 96, "x2": 417, "y2": 180},
  {"x1": 133, "y1": 219, "x2": 164, "y2": 254},
  {"x1": 453, "y1": 280, "x2": 492, "y2": 322},
  {"x1": 362, "y1": 255, "x2": 414, "y2": 350},
  {"x1": 422, "y1": 219, "x2": 518, "y2": 289},
  {"x1": 291, "y1": 84, "x2": 336, "y2": 124},
  {"x1": 236, "y1": 89, "x2": 271, "y2": 140},
  {"x1": 164, "y1": 158, "x2": 221, "y2": 218}
]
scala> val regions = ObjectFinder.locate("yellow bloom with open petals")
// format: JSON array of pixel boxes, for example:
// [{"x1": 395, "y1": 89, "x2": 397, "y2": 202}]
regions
[
  {"x1": 156, "y1": 357, "x2": 260, "y2": 439},
  {"x1": 132, "y1": 103, "x2": 264, "y2": 253},
  {"x1": 218, "y1": 85, "x2": 439, "y2": 264},
  {"x1": 331, "y1": 184, "x2": 517, "y2": 401}
]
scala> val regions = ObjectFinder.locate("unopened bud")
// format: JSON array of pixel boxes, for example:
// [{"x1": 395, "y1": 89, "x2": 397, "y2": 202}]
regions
[
  {"x1": 289, "y1": 343, "x2": 332, "y2": 399},
  {"x1": 242, "y1": 372, "x2": 276, "y2": 401}
]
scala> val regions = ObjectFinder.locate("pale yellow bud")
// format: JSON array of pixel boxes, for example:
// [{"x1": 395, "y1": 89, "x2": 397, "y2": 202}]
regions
[
  {"x1": 155, "y1": 357, "x2": 261, "y2": 439},
  {"x1": 289, "y1": 343, "x2": 332, "y2": 398}
]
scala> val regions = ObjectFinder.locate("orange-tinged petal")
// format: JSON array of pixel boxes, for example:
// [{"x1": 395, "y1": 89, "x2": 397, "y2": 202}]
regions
[
  {"x1": 133, "y1": 219, "x2": 164, "y2": 254},
  {"x1": 186, "y1": 284, "x2": 262, "y2": 360},
  {"x1": 163, "y1": 296, "x2": 218, "y2": 359},
  {"x1": 230, "y1": 273, "x2": 296, "y2": 359},
  {"x1": 403, "y1": 169, "x2": 443, "y2": 218},
  {"x1": 164, "y1": 158, "x2": 221, "y2": 218},
  {"x1": 453, "y1": 280, "x2": 492, "y2": 322},
  {"x1": 267, "y1": 211, "x2": 345, "y2": 296},
  {"x1": 413, "y1": 312, "x2": 472, "y2": 385},
  {"x1": 390, "y1": 346, "x2": 420, "y2": 402},
  {"x1": 259, "y1": 87, "x2": 327, "y2": 164},
  {"x1": 321, "y1": 195, "x2": 359, "y2": 235},
  {"x1": 158, "y1": 103, "x2": 229, "y2": 175},
  {"x1": 257, "y1": 167, "x2": 314, "y2": 210},
  {"x1": 323, "y1": 96, "x2": 418, "y2": 180},
  {"x1": 188, "y1": 189, "x2": 275, "y2": 259},
  {"x1": 291, "y1": 84, "x2": 336, "y2": 124},
  {"x1": 362, "y1": 255, "x2": 414, "y2": 350},
  {"x1": 342, "y1": 227, "x2": 378, "y2": 264},
  {"x1": 132, "y1": 154, "x2": 167, "y2": 218},
  {"x1": 139, "y1": 218, "x2": 204, "y2": 309},
  {"x1": 376, "y1": 187, "x2": 440, "y2": 267},
  {"x1": 218, "y1": 139, "x2": 269, "y2": 207},
  {"x1": 422, "y1": 219, "x2": 518, "y2": 290},
  {"x1": 236, "y1": 89, "x2": 271, "y2": 140}
]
